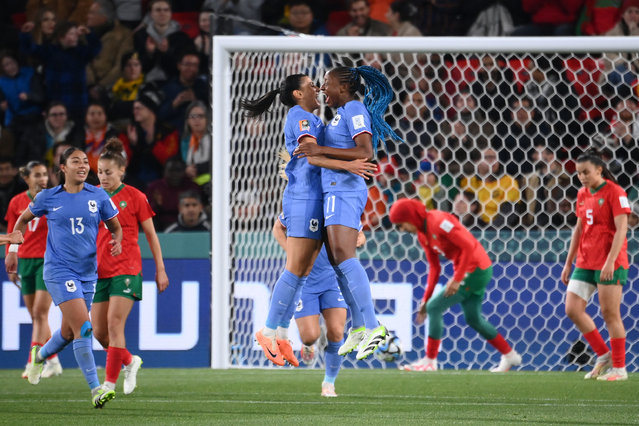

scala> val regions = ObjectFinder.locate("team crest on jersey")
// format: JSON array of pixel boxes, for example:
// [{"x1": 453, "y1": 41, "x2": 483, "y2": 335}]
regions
[
  {"x1": 598, "y1": 198, "x2": 604, "y2": 206},
  {"x1": 88, "y1": 200, "x2": 98, "y2": 213},
  {"x1": 65, "y1": 280, "x2": 76, "y2": 293},
  {"x1": 299, "y1": 119, "x2": 310, "y2": 131},
  {"x1": 296, "y1": 299, "x2": 303, "y2": 312},
  {"x1": 119, "y1": 200, "x2": 127, "y2": 209},
  {"x1": 125, "y1": 278, "x2": 130, "y2": 286},
  {"x1": 331, "y1": 114, "x2": 341, "y2": 126},
  {"x1": 309, "y1": 218, "x2": 319, "y2": 232}
]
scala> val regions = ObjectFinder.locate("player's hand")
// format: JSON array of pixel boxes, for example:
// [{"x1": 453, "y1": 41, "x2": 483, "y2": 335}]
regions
[
  {"x1": 109, "y1": 239, "x2": 122, "y2": 256},
  {"x1": 293, "y1": 141, "x2": 322, "y2": 158},
  {"x1": 345, "y1": 158, "x2": 377, "y2": 179},
  {"x1": 416, "y1": 299, "x2": 427, "y2": 323},
  {"x1": 560, "y1": 263, "x2": 572, "y2": 285},
  {"x1": 444, "y1": 279, "x2": 461, "y2": 297},
  {"x1": 600, "y1": 260, "x2": 615, "y2": 282},
  {"x1": 5, "y1": 252, "x2": 18, "y2": 276},
  {"x1": 8, "y1": 230, "x2": 24, "y2": 245},
  {"x1": 8, "y1": 272, "x2": 20, "y2": 288},
  {"x1": 156, "y1": 269, "x2": 169, "y2": 293}
]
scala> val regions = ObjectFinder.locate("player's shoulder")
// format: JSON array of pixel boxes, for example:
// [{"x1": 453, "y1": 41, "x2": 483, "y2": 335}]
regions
[
  {"x1": 604, "y1": 180, "x2": 627, "y2": 196},
  {"x1": 343, "y1": 100, "x2": 367, "y2": 115},
  {"x1": 427, "y1": 210, "x2": 459, "y2": 233},
  {"x1": 84, "y1": 183, "x2": 110, "y2": 199}
]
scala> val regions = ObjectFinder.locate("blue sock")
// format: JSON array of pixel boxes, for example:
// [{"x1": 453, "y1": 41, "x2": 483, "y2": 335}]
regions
[
  {"x1": 72, "y1": 337, "x2": 100, "y2": 390},
  {"x1": 39, "y1": 329, "x2": 71, "y2": 360},
  {"x1": 265, "y1": 269, "x2": 303, "y2": 330},
  {"x1": 324, "y1": 340, "x2": 343, "y2": 384},
  {"x1": 334, "y1": 266, "x2": 365, "y2": 329},
  {"x1": 278, "y1": 278, "x2": 305, "y2": 329},
  {"x1": 337, "y1": 258, "x2": 378, "y2": 329}
]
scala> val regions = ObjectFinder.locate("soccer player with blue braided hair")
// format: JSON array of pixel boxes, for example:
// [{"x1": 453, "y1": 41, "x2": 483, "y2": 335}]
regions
[
  {"x1": 12, "y1": 147, "x2": 122, "y2": 408},
  {"x1": 295, "y1": 65, "x2": 402, "y2": 360}
]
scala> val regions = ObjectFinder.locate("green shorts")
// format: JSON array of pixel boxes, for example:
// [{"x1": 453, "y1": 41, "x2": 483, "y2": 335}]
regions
[
  {"x1": 459, "y1": 266, "x2": 493, "y2": 297},
  {"x1": 571, "y1": 267, "x2": 628, "y2": 286},
  {"x1": 93, "y1": 274, "x2": 143, "y2": 303},
  {"x1": 19, "y1": 258, "x2": 46, "y2": 296}
]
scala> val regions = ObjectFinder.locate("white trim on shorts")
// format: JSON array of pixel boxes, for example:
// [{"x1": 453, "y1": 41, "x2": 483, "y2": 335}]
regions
[{"x1": 567, "y1": 279, "x2": 596, "y2": 302}]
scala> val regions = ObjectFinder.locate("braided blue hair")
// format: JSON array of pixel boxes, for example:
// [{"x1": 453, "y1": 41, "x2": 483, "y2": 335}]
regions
[{"x1": 351, "y1": 66, "x2": 403, "y2": 152}]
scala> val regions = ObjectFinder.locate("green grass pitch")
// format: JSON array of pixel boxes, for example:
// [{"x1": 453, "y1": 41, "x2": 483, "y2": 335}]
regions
[{"x1": 1, "y1": 368, "x2": 638, "y2": 425}]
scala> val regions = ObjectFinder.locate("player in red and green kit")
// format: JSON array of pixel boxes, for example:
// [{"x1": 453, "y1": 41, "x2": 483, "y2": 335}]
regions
[
  {"x1": 562, "y1": 148, "x2": 631, "y2": 382},
  {"x1": 389, "y1": 198, "x2": 522, "y2": 373},
  {"x1": 5, "y1": 161, "x2": 63, "y2": 379},
  {"x1": 92, "y1": 138, "x2": 169, "y2": 395}
]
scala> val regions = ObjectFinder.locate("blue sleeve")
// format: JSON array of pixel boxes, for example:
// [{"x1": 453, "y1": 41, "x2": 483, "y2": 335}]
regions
[
  {"x1": 344, "y1": 102, "x2": 372, "y2": 139},
  {"x1": 99, "y1": 193, "x2": 118, "y2": 221},
  {"x1": 29, "y1": 190, "x2": 48, "y2": 217},
  {"x1": 289, "y1": 108, "x2": 320, "y2": 143}
]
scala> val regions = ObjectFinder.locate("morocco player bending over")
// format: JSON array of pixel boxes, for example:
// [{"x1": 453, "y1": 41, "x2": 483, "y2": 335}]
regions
[
  {"x1": 389, "y1": 198, "x2": 521, "y2": 372},
  {"x1": 561, "y1": 149, "x2": 631, "y2": 382}
]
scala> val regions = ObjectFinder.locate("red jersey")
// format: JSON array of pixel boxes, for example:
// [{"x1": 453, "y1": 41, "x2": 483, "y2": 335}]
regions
[
  {"x1": 4, "y1": 191, "x2": 48, "y2": 258},
  {"x1": 97, "y1": 184, "x2": 155, "y2": 278},
  {"x1": 418, "y1": 210, "x2": 492, "y2": 302},
  {"x1": 575, "y1": 180, "x2": 630, "y2": 270}
]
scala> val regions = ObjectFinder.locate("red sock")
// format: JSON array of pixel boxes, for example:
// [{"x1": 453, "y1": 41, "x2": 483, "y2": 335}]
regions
[
  {"x1": 583, "y1": 329, "x2": 609, "y2": 356},
  {"x1": 426, "y1": 337, "x2": 441, "y2": 359},
  {"x1": 488, "y1": 334, "x2": 512, "y2": 355},
  {"x1": 28, "y1": 341, "x2": 43, "y2": 363},
  {"x1": 121, "y1": 348, "x2": 133, "y2": 366},
  {"x1": 106, "y1": 346, "x2": 123, "y2": 383},
  {"x1": 610, "y1": 337, "x2": 626, "y2": 368}
]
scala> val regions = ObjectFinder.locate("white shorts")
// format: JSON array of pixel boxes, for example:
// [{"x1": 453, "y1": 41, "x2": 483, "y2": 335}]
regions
[{"x1": 567, "y1": 279, "x2": 596, "y2": 302}]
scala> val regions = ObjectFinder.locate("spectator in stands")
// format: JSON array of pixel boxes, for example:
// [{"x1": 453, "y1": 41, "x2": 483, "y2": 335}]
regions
[
  {"x1": 83, "y1": 102, "x2": 118, "y2": 174},
  {"x1": 599, "y1": 1, "x2": 639, "y2": 90},
  {"x1": 470, "y1": 54, "x2": 515, "y2": 124},
  {"x1": 209, "y1": 0, "x2": 264, "y2": 35},
  {"x1": 285, "y1": 0, "x2": 329, "y2": 35},
  {"x1": 109, "y1": 51, "x2": 145, "y2": 130},
  {"x1": 158, "y1": 51, "x2": 208, "y2": 132},
  {"x1": 416, "y1": 171, "x2": 449, "y2": 211},
  {"x1": 47, "y1": 141, "x2": 73, "y2": 187},
  {"x1": 397, "y1": 90, "x2": 438, "y2": 146},
  {"x1": 121, "y1": 90, "x2": 179, "y2": 191},
  {"x1": 337, "y1": 0, "x2": 392, "y2": 36},
  {"x1": 30, "y1": 7, "x2": 57, "y2": 45},
  {"x1": 86, "y1": 0, "x2": 134, "y2": 97},
  {"x1": 0, "y1": 157, "x2": 28, "y2": 232},
  {"x1": 112, "y1": 0, "x2": 143, "y2": 29},
  {"x1": 133, "y1": 0, "x2": 195, "y2": 83},
  {"x1": 25, "y1": 0, "x2": 92, "y2": 24},
  {"x1": 164, "y1": 190, "x2": 211, "y2": 232},
  {"x1": 460, "y1": 147, "x2": 521, "y2": 226},
  {"x1": 0, "y1": 51, "x2": 44, "y2": 144},
  {"x1": 181, "y1": 101, "x2": 211, "y2": 183},
  {"x1": 17, "y1": 101, "x2": 83, "y2": 167},
  {"x1": 450, "y1": 90, "x2": 494, "y2": 139},
  {"x1": 20, "y1": 20, "x2": 101, "y2": 124},
  {"x1": 146, "y1": 157, "x2": 202, "y2": 231},
  {"x1": 576, "y1": 0, "x2": 622, "y2": 35},
  {"x1": 415, "y1": 0, "x2": 464, "y2": 36},
  {"x1": 493, "y1": 96, "x2": 554, "y2": 177},
  {"x1": 193, "y1": 9, "x2": 212, "y2": 74},
  {"x1": 511, "y1": 0, "x2": 584, "y2": 36},
  {"x1": 452, "y1": 190, "x2": 488, "y2": 229}
]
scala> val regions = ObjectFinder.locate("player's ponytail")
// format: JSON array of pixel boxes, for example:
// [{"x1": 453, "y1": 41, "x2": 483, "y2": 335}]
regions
[
  {"x1": 241, "y1": 74, "x2": 306, "y2": 118},
  {"x1": 330, "y1": 65, "x2": 403, "y2": 152},
  {"x1": 576, "y1": 147, "x2": 617, "y2": 184},
  {"x1": 18, "y1": 160, "x2": 46, "y2": 181},
  {"x1": 100, "y1": 137, "x2": 127, "y2": 168}
]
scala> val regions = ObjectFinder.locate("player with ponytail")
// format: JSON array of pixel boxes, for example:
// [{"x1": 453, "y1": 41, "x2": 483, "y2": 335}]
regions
[
  {"x1": 294, "y1": 65, "x2": 402, "y2": 360},
  {"x1": 92, "y1": 138, "x2": 169, "y2": 395},
  {"x1": 562, "y1": 148, "x2": 631, "y2": 381}
]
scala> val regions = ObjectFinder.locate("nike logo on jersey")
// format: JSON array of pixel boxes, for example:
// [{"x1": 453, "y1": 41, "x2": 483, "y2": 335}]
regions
[
  {"x1": 278, "y1": 300, "x2": 287, "y2": 306},
  {"x1": 337, "y1": 298, "x2": 344, "y2": 302},
  {"x1": 53, "y1": 206, "x2": 63, "y2": 211},
  {"x1": 326, "y1": 214, "x2": 335, "y2": 220},
  {"x1": 123, "y1": 288, "x2": 132, "y2": 294}
]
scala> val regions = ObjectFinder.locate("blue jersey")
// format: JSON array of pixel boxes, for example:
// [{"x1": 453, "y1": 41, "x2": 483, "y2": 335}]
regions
[
  {"x1": 284, "y1": 105, "x2": 323, "y2": 200},
  {"x1": 29, "y1": 184, "x2": 118, "y2": 282},
  {"x1": 322, "y1": 100, "x2": 372, "y2": 193},
  {"x1": 306, "y1": 245, "x2": 337, "y2": 292}
]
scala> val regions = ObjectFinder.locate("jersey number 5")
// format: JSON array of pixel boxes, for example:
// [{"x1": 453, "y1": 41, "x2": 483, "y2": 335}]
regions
[
  {"x1": 70, "y1": 217, "x2": 85, "y2": 235},
  {"x1": 586, "y1": 209, "x2": 593, "y2": 225}
]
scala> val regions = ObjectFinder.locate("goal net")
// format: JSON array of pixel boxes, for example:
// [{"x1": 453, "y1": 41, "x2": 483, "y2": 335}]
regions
[{"x1": 211, "y1": 36, "x2": 639, "y2": 371}]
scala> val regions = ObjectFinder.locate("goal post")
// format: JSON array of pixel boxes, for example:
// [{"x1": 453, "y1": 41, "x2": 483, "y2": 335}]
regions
[{"x1": 211, "y1": 36, "x2": 639, "y2": 370}]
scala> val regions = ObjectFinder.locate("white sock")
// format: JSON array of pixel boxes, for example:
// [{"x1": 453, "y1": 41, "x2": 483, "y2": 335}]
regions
[
  {"x1": 262, "y1": 327, "x2": 276, "y2": 338},
  {"x1": 103, "y1": 381, "x2": 116, "y2": 391},
  {"x1": 276, "y1": 327, "x2": 288, "y2": 340}
]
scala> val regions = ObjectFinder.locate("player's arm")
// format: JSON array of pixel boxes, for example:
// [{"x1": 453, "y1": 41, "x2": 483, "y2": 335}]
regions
[
  {"x1": 272, "y1": 217, "x2": 287, "y2": 252},
  {"x1": 417, "y1": 244, "x2": 441, "y2": 323},
  {"x1": 308, "y1": 156, "x2": 376, "y2": 179},
  {"x1": 0, "y1": 231, "x2": 24, "y2": 246},
  {"x1": 294, "y1": 132, "x2": 374, "y2": 161},
  {"x1": 104, "y1": 216, "x2": 123, "y2": 256},
  {"x1": 5, "y1": 208, "x2": 33, "y2": 276},
  {"x1": 140, "y1": 217, "x2": 169, "y2": 293},
  {"x1": 600, "y1": 213, "x2": 628, "y2": 282},
  {"x1": 443, "y1": 225, "x2": 477, "y2": 297},
  {"x1": 561, "y1": 217, "x2": 583, "y2": 285}
]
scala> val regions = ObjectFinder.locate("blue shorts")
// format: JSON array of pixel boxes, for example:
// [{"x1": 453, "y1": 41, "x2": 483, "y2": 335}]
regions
[
  {"x1": 45, "y1": 277, "x2": 95, "y2": 311},
  {"x1": 282, "y1": 196, "x2": 323, "y2": 240},
  {"x1": 294, "y1": 285, "x2": 348, "y2": 319},
  {"x1": 323, "y1": 190, "x2": 367, "y2": 230}
]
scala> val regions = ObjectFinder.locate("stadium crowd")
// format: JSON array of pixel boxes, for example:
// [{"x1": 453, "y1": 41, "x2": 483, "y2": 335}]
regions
[{"x1": 0, "y1": 0, "x2": 638, "y2": 234}]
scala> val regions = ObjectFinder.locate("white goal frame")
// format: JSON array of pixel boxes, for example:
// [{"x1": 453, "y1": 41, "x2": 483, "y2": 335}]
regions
[{"x1": 211, "y1": 35, "x2": 638, "y2": 369}]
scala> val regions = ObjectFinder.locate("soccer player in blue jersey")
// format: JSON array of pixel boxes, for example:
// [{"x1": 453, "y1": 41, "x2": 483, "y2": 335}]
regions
[
  {"x1": 294, "y1": 65, "x2": 402, "y2": 359},
  {"x1": 12, "y1": 147, "x2": 122, "y2": 408},
  {"x1": 242, "y1": 74, "x2": 375, "y2": 366},
  {"x1": 273, "y1": 213, "x2": 367, "y2": 397}
]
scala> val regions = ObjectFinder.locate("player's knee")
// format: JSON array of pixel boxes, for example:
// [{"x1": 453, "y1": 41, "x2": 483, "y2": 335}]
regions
[
  {"x1": 32, "y1": 304, "x2": 49, "y2": 323},
  {"x1": 426, "y1": 300, "x2": 442, "y2": 317},
  {"x1": 600, "y1": 305, "x2": 621, "y2": 324},
  {"x1": 80, "y1": 320, "x2": 93, "y2": 339}
]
